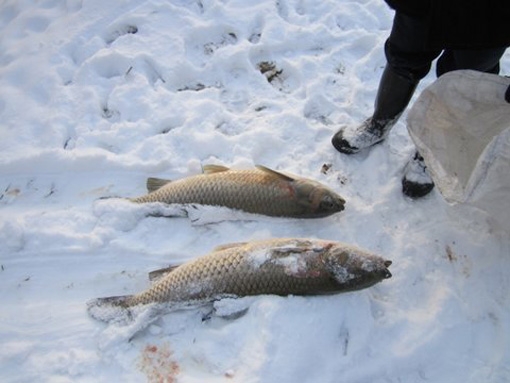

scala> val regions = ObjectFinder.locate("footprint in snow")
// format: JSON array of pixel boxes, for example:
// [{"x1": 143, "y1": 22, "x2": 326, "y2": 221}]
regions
[
  {"x1": 255, "y1": 61, "x2": 300, "y2": 93},
  {"x1": 104, "y1": 24, "x2": 138, "y2": 45},
  {"x1": 184, "y1": 27, "x2": 238, "y2": 66}
]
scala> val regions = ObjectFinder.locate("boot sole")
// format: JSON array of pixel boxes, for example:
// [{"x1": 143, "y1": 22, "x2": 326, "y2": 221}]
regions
[{"x1": 331, "y1": 135, "x2": 385, "y2": 155}]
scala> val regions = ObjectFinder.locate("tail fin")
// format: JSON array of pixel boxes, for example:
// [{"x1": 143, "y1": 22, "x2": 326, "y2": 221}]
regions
[
  {"x1": 87, "y1": 295, "x2": 134, "y2": 323},
  {"x1": 88, "y1": 296, "x2": 166, "y2": 345}
]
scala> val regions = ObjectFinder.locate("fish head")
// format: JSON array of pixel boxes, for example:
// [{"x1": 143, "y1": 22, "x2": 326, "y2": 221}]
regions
[
  {"x1": 294, "y1": 179, "x2": 346, "y2": 217},
  {"x1": 323, "y1": 244, "x2": 392, "y2": 290}
]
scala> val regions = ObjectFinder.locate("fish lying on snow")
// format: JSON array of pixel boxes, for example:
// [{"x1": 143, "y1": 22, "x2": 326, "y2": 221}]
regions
[
  {"x1": 128, "y1": 165, "x2": 346, "y2": 218},
  {"x1": 88, "y1": 238, "x2": 392, "y2": 322}
]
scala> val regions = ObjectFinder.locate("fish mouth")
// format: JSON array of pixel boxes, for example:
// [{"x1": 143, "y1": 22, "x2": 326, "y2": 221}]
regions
[
  {"x1": 329, "y1": 201, "x2": 345, "y2": 214},
  {"x1": 382, "y1": 260, "x2": 392, "y2": 279}
]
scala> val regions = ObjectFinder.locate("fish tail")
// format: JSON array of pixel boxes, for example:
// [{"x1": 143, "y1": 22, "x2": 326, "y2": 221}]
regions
[{"x1": 87, "y1": 295, "x2": 135, "y2": 323}]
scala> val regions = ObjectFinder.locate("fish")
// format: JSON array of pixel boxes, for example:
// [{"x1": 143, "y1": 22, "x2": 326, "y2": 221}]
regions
[
  {"x1": 127, "y1": 165, "x2": 346, "y2": 218},
  {"x1": 87, "y1": 238, "x2": 392, "y2": 322}
]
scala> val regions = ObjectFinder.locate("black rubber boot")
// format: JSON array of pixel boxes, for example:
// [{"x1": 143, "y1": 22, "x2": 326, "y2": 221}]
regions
[
  {"x1": 332, "y1": 65, "x2": 419, "y2": 154},
  {"x1": 402, "y1": 152, "x2": 435, "y2": 198}
]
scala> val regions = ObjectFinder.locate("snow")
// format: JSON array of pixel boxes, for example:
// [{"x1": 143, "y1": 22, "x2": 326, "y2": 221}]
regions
[{"x1": 1, "y1": 0, "x2": 509, "y2": 382}]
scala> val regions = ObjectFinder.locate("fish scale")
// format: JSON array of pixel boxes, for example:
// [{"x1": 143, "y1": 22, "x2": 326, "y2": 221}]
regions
[
  {"x1": 127, "y1": 166, "x2": 346, "y2": 218},
  {"x1": 87, "y1": 239, "x2": 392, "y2": 322}
]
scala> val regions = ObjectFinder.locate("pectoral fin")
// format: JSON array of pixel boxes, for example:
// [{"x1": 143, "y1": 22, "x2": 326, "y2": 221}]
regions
[
  {"x1": 146, "y1": 178, "x2": 172, "y2": 193},
  {"x1": 255, "y1": 165, "x2": 295, "y2": 182}
]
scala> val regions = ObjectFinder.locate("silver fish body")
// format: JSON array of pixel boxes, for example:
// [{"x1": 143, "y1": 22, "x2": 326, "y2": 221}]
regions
[
  {"x1": 88, "y1": 239, "x2": 391, "y2": 319},
  {"x1": 128, "y1": 165, "x2": 345, "y2": 218}
]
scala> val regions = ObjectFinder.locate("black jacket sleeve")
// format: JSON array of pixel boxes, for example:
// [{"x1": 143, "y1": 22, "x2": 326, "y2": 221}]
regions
[
  {"x1": 385, "y1": 0, "x2": 510, "y2": 49},
  {"x1": 384, "y1": 0, "x2": 431, "y2": 18}
]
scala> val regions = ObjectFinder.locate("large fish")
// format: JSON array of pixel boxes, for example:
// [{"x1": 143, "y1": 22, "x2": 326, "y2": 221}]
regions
[
  {"x1": 88, "y1": 238, "x2": 392, "y2": 321},
  {"x1": 128, "y1": 165, "x2": 345, "y2": 218}
]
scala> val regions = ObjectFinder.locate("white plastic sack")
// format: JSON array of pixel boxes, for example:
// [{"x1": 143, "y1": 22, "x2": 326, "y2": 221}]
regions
[{"x1": 407, "y1": 70, "x2": 510, "y2": 233}]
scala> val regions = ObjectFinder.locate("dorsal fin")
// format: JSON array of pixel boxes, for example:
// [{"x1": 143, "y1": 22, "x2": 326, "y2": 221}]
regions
[
  {"x1": 148, "y1": 265, "x2": 181, "y2": 282},
  {"x1": 203, "y1": 165, "x2": 230, "y2": 174},
  {"x1": 213, "y1": 242, "x2": 248, "y2": 252},
  {"x1": 255, "y1": 165, "x2": 295, "y2": 182},
  {"x1": 146, "y1": 177, "x2": 172, "y2": 193},
  {"x1": 269, "y1": 240, "x2": 317, "y2": 257}
]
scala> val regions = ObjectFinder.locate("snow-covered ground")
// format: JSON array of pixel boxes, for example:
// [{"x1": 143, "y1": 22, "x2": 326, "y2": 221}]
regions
[{"x1": 1, "y1": 1, "x2": 509, "y2": 382}]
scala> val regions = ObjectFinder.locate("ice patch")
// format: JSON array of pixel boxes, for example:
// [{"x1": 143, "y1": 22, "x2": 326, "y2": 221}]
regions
[
  {"x1": 93, "y1": 198, "x2": 290, "y2": 227},
  {"x1": 246, "y1": 240, "x2": 325, "y2": 273},
  {"x1": 361, "y1": 259, "x2": 377, "y2": 272},
  {"x1": 213, "y1": 297, "x2": 255, "y2": 319},
  {"x1": 184, "y1": 204, "x2": 273, "y2": 225},
  {"x1": 249, "y1": 248, "x2": 272, "y2": 268},
  {"x1": 272, "y1": 253, "x2": 308, "y2": 275}
]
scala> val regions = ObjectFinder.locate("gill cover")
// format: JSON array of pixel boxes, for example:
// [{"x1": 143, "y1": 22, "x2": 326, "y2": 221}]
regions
[{"x1": 294, "y1": 179, "x2": 345, "y2": 217}]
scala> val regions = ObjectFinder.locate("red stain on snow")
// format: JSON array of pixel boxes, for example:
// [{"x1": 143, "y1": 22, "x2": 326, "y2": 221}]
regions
[{"x1": 139, "y1": 343, "x2": 180, "y2": 383}]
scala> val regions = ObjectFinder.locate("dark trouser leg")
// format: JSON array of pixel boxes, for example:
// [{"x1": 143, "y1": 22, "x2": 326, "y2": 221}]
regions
[
  {"x1": 384, "y1": 13, "x2": 441, "y2": 81},
  {"x1": 372, "y1": 65, "x2": 419, "y2": 124},
  {"x1": 436, "y1": 47, "x2": 507, "y2": 77}
]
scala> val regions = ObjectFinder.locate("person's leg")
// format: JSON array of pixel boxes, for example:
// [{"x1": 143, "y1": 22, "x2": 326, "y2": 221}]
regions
[
  {"x1": 436, "y1": 47, "x2": 507, "y2": 77},
  {"x1": 332, "y1": 12, "x2": 441, "y2": 154}
]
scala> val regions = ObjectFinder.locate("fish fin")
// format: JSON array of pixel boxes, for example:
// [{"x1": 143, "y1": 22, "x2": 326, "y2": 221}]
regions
[
  {"x1": 270, "y1": 247, "x2": 309, "y2": 257},
  {"x1": 213, "y1": 298, "x2": 250, "y2": 320},
  {"x1": 203, "y1": 165, "x2": 230, "y2": 174},
  {"x1": 213, "y1": 242, "x2": 248, "y2": 252},
  {"x1": 148, "y1": 265, "x2": 181, "y2": 281},
  {"x1": 255, "y1": 165, "x2": 295, "y2": 182},
  {"x1": 146, "y1": 177, "x2": 172, "y2": 193},
  {"x1": 87, "y1": 295, "x2": 134, "y2": 323},
  {"x1": 269, "y1": 240, "x2": 318, "y2": 257}
]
